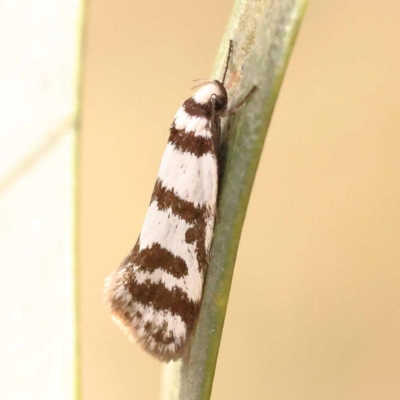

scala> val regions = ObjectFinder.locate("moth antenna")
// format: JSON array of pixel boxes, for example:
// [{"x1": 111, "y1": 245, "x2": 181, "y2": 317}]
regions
[
  {"x1": 222, "y1": 40, "x2": 233, "y2": 85},
  {"x1": 191, "y1": 81, "x2": 212, "y2": 90}
]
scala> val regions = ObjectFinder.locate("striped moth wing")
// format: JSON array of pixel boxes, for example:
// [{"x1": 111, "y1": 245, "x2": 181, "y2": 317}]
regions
[{"x1": 104, "y1": 80, "x2": 228, "y2": 362}]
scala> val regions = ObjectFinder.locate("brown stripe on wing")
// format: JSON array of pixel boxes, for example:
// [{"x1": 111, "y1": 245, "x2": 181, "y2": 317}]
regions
[
  {"x1": 169, "y1": 127, "x2": 213, "y2": 157},
  {"x1": 151, "y1": 179, "x2": 210, "y2": 272},
  {"x1": 124, "y1": 242, "x2": 188, "y2": 278},
  {"x1": 151, "y1": 179, "x2": 207, "y2": 224},
  {"x1": 128, "y1": 280, "x2": 199, "y2": 332},
  {"x1": 182, "y1": 97, "x2": 211, "y2": 117}
]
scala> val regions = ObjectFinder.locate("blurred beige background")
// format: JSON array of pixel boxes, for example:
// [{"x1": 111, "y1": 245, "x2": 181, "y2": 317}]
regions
[{"x1": 80, "y1": 1, "x2": 400, "y2": 399}]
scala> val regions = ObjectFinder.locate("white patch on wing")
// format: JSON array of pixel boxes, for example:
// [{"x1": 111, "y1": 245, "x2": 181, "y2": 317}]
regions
[
  {"x1": 138, "y1": 201, "x2": 204, "y2": 302},
  {"x1": 192, "y1": 82, "x2": 222, "y2": 105},
  {"x1": 173, "y1": 107, "x2": 211, "y2": 138},
  {"x1": 157, "y1": 143, "x2": 218, "y2": 207}
]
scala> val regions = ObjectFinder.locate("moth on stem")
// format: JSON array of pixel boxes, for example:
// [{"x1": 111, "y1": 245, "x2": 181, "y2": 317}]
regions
[{"x1": 104, "y1": 41, "x2": 255, "y2": 362}]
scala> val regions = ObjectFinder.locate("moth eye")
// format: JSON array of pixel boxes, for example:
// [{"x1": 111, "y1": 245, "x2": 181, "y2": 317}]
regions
[{"x1": 215, "y1": 96, "x2": 226, "y2": 111}]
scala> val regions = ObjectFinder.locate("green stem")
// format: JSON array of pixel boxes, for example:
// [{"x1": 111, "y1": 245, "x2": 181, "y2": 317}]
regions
[{"x1": 161, "y1": 0, "x2": 308, "y2": 399}]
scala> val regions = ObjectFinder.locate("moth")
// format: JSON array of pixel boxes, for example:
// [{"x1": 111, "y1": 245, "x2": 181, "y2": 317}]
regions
[{"x1": 104, "y1": 41, "x2": 254, "y2": 362}]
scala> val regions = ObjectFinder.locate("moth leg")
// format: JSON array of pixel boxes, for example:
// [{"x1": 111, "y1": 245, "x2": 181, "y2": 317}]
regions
[
  {"x1": 217, "y1": 85, "x2": 257, "y2": 194},
  {"x1": 210, "y1": 94, "x2": 223, "y2": 223},
  {"x1": 223, "y1": 85, "x2": 257, "y2": 117},
  {"x1": 210, "y1": 94, "x2": 221, "y2": 153}
]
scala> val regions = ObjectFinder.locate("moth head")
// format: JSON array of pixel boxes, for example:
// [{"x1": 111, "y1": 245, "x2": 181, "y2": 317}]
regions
[{"x1": 192, "y1": 80, "x2": 228, "y2": 114}]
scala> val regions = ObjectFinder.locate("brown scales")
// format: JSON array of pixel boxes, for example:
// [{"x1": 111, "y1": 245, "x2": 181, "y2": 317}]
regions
[
  {"x1": 169, "y1": 127, "x2": 213, "y2": 157},
  {"x1": 126, "y1": 242, "x2": 188, "y2": 278}
]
